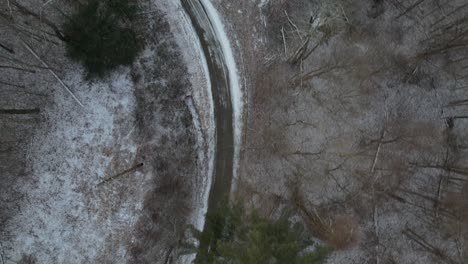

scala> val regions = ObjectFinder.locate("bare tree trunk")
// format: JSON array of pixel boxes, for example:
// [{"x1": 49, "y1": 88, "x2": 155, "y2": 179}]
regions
[
  {"x1": 97, "y1": 163, "x2": 144, "y2": 186},
  {"x1": 21, "y1": 40, "x2": 84, "y2": 107},
  {"x1": 403, "y1": 228, "x2": 457, "y2": 264},
  {"x1": 10, "y1": 0, "x2": 69, "y2": 42},
  {"x1": 0, "y1": 65, "x2": 36, "y2": 73},
  {"x1": 395, "y1": 0, "x2": 427, "y2": 19},
  {"x1": 0, "y1": 108, "x2": 40, "y2": 114},
  {"x1": 0, "y1": 11, "x2": 58, "y2": 45},
  {"x1": 0, "y1": 81, "x2": 26, "y2": 89},
  {"x1": 0, "y1": 42, "x2": 14, "y2": 53},
  {"x1": 163, "y1": 246, "x2": 174, "y2": 264},
  {"x1": 0, "y1": 54, "x2": 52, "y2": 71},
  {"x1": 431, "y1": 2, "x2": 468, "y2": 28}
]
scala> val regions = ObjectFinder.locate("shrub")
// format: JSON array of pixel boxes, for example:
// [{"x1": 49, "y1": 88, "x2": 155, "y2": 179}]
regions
[
  {"x1": 63, "y1": 0, "x2": 140, "y2": 78},
  {"x1": 185, "y1": 202, "x2": 333, "y2": 264},
  {"x1": 324, "y1": 215, "x2": 360, "y2": 250}
]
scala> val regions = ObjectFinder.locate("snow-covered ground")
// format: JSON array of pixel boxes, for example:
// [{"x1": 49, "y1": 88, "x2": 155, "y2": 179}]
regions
[
  {"x1": 155, "y1": 0, "x2": 214, "y2": 237},
  {"x1": 2, "y1": 0, "x2": 244, "y2": 262},
  {"x1": 223, "y1": 0, "x2": 468, "y2": 263},
  {"x1": 4, "y1": 68, "x2": 142, "y2": 263}
]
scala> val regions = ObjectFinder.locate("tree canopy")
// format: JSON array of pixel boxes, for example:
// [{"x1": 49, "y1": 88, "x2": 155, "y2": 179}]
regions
[
  {"x1": 186, "y1": 203, "x2": 332, "y2": 264},
  {"x1": 63, "y1": 0, "x2": 140, "y2": 78}
]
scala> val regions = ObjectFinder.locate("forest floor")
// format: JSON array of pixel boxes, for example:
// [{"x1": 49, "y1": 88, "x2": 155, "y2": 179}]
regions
[
  {"x1": 0, "y1": 1, "x2": 212, "y2": 263},
  {"x1": 218, "y1": 0, "x2": 468, "y2": 263},
  {"x1": 2, "y1": 0, "x2": 468, "y2": 263}
]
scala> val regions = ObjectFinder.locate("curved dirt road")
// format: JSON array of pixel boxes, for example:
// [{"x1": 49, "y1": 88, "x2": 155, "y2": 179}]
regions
[{"x1": 181, "y1": 0, "x2": 241, "y2": 214}]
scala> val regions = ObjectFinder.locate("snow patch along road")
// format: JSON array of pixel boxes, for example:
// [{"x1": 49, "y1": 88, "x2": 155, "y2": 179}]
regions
[{"x1": 155, "y1": 0, "x2": 215, "y2": 234}]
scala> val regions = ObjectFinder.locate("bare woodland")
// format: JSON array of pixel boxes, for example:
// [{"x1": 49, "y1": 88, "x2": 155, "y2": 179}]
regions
[
  {"x1": 2, "y1": 0, "x2": 468, "y2": 263},
  {"x1": 1, "y1": 1, "x2": 200, "y2": 263},
  {"x1": 225, "y1": 0, "x2": 468, "y2": 263}
]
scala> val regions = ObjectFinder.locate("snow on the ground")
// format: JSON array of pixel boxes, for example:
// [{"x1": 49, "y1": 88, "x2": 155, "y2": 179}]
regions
[
  {"x1": 155, "y1": 0, "x2": 215, "y2": 233},
  {"x1": 258, "y1": 0, "x2": 270, "y2": 8},
  {"x1": 5, "y1": 68, "x2": 141, "y2": 263},
  {"x1": 154, "y1": 1, "x2": 217, "y2": 263}
]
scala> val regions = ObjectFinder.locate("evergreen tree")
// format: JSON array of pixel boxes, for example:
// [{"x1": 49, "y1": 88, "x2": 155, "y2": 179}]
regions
[
  {"x1": 63, "y1": 0, "x2": 140, "y2": 78},
  {"x1": 185, "y1": 203, "x2": 333, "y2": 264}
]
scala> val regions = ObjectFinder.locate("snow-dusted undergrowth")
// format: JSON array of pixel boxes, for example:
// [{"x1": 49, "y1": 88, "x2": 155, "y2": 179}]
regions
[
  {"x1": 155, "y1": 0, "x2": 214, "y2": 237},
  {"x1": 5, "y1": 69, "x2": 141, "y2": 263},
  {"x1": 3, "y1": 1, "x2": 244, "y2": 262},
  {"x1": 154, "y1": 2, "x2": 216, "y2": 263}
]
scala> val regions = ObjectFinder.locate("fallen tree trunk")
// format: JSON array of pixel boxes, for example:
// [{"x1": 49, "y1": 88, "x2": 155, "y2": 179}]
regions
[
  {"x1": 0, "y1": 108, "x2": 40, "y2": 114},
  {"x1": 97, "y1": 163, "x2": 144, "y2": 186},
  {"x1": 0, "y1": 42, "x2": 14, "y2": 53},
  {"x1": 10, "y1": 0, "x2": 69, "y2": 42}
]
